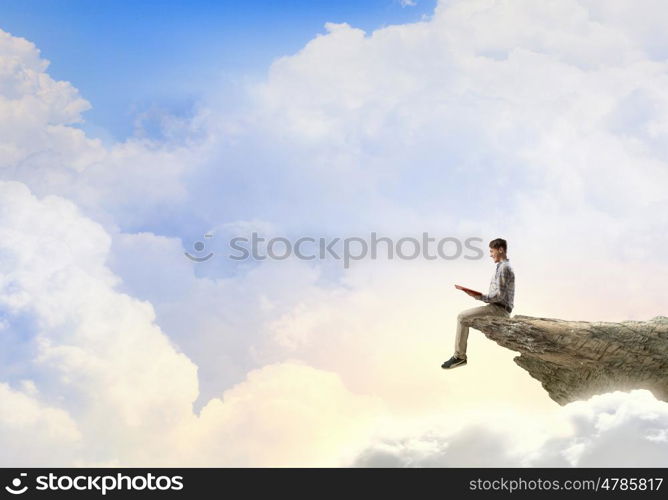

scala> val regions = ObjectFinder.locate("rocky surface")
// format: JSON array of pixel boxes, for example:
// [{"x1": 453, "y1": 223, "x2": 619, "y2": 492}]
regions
[{"x1": 465, "y1": 314, "x2": 668, "y2": 405}]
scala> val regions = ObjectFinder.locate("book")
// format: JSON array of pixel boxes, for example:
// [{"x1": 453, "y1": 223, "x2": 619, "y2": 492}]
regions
[{"x1": 455, "y1": 284, "x2": 482, "y2": 296}]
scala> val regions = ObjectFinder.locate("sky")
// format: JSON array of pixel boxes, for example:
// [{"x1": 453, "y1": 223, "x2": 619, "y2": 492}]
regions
[
  {"x1": 0, "y1": 0, "x2": 436, "y2": 141},
  {"x1": 1, "y1": 0, "x2": 668, "y2": 467}
]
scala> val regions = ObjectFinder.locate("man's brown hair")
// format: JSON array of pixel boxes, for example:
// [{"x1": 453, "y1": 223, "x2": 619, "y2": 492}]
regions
[{"x1": 489, "y1": 238, "x2": 507, "y2": 253}]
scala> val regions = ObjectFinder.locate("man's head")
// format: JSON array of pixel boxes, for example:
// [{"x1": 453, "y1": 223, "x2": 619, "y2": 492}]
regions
[{"x1": 488, "y1": 238, "x2": 507, "y2": 263}]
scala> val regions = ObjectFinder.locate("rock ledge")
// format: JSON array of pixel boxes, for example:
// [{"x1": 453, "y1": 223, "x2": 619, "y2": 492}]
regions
[{"x1": 465, "y1": 314, "x2": 668, "y2": 405}]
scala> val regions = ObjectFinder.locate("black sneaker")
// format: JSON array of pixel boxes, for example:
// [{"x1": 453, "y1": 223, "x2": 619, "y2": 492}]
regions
[{"x1": 441, "y1": 356, "x2": 467, "y2": 369}]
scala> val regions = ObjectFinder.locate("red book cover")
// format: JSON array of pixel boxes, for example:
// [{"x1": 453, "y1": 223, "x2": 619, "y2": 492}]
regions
[{"x1": 455, "y1": 284, "x2": 482, "y2": 296}]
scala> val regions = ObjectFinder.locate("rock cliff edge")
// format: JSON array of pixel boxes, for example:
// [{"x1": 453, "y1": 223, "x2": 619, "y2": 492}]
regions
[{"x1": 465, "y1": 315, "x2": 668, "y2": 405}]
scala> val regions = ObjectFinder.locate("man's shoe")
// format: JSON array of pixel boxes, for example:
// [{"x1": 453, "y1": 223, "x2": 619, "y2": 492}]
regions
[{"x1": 441, "y1": 356, "x2": 467, "y2": 369}]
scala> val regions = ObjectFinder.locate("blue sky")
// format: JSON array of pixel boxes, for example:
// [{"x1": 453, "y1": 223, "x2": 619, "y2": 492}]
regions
[{"x1": 0, "y1": 0, "x2": 435, "y2": 140}]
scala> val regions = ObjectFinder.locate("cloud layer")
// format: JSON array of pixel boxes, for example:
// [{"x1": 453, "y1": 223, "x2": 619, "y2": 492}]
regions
[{"x1": 353, "y1": 390, "x2": 668, "y2": 467}]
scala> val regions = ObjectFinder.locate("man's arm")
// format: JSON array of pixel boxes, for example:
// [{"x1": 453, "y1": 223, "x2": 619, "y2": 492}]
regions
[{"x1": 479, "y1": 266, "x2": 510, "y2": 303}]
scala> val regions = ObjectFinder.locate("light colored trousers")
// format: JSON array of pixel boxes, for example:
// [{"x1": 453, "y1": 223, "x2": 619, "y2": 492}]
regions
[{"x1": 455, "y1": 303, "x2": 510, "y2": 360}]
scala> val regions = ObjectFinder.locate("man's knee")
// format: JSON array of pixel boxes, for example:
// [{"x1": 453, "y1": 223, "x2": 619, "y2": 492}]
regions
[
  {"x1": 458, "y1": 307, "x2": 483, "y2": 322},
  {"x1": 457, "y1": 310, "x2": 473, "y2": 322}
]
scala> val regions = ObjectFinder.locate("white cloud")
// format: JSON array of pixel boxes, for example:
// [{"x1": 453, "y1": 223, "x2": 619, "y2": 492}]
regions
[
  {"x1": 0, "y1": 180, "x2": 199, "y2": 463},
  {"x1": 0, "y1": 28, "x2": 214, "y2": 231},
  {"x1": 237, "y1": 0, "x2": 668, "y2": 320},
  {"x1": 0, "y1": 382, "x2": 82, "y2": 466},
  {"x1": 0, "y1": 179, "x2": 382, "y2": 466},
  {"x1": 353, "y1": 390, "x2": 668, "y2": 467},
  {"x1": 183, "y1": 362, "x2": 384, "y2": 466}
]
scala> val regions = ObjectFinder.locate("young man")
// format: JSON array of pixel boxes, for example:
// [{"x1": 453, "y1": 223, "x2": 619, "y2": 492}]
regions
[{"x1": 441, "y1": 238, "x2": 515, "y2": 369}]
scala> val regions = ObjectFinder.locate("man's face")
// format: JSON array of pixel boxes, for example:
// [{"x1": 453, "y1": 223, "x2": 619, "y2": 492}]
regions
[{"x1": 489, "y1": 246, "x2": 505, "y2": 262}]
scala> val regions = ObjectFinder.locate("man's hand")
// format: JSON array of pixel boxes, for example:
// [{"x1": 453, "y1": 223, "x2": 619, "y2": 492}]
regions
[{"x1": 465, "y1": 290, "x2": 482, "y2": 299}]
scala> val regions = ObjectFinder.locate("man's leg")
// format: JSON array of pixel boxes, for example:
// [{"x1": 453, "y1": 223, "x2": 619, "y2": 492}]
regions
[{"x1": 454, "y1": 304, "x2": 509, "y2": 360}]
